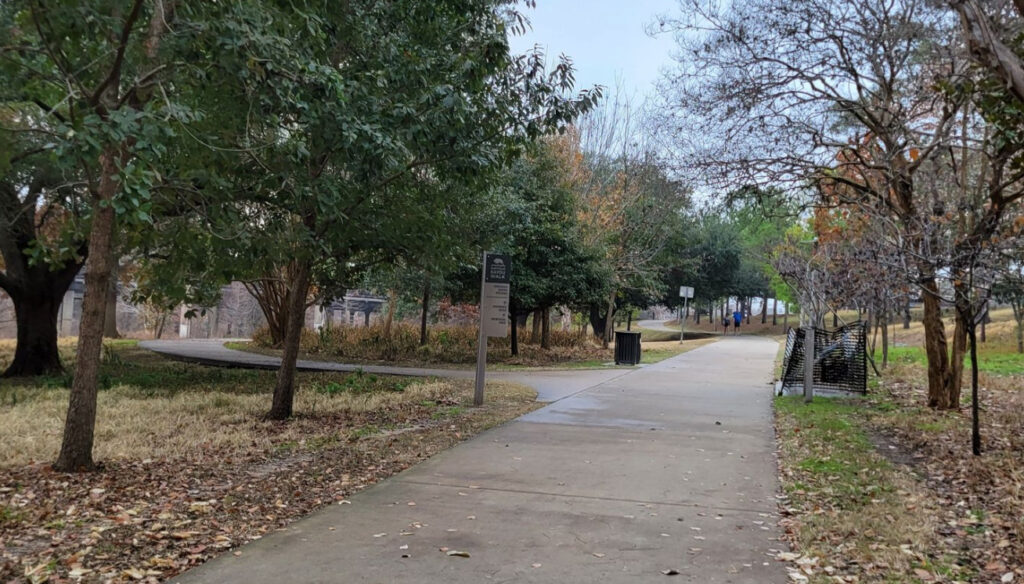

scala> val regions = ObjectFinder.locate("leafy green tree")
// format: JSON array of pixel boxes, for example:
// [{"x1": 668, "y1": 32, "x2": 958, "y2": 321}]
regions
[
  {"x1": 494, "y1": 141, "x2": 610, "y2": 353},
  {"x1": 0, "y1": 0, "x2": 271, "y2": 470},
  {"x1": 135, "y1": 1, "x2": 599, "y2": 422}
]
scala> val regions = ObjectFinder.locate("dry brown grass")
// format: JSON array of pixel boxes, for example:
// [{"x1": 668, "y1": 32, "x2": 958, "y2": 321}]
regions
[
  {"x1": 248, "y1": 322, "x2": 616, "y2": 368},
  {"x1": 0, "y1": 378, "x2": 532, "y2": 467},
  {"x1": 0, "y1": 343, "x2": 538, "y2": 468}
]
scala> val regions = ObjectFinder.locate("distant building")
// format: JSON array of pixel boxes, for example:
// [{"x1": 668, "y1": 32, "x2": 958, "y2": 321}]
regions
[{"x1": 0, "y1": 275, "x2": 386, "y2": 340}]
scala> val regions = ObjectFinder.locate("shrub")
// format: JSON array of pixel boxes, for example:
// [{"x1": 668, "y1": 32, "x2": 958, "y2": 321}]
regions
[{"x1": 253, "y1": 321, "x2": 603, "y2": 365}]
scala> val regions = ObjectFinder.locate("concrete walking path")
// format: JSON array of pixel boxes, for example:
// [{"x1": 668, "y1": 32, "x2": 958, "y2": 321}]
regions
[
  {"x1": 636, "y1": 319, "x2": 680, "y2": 333},
  {"x1": 166, "y1": 336, "x2": 784, "y2": 583}
]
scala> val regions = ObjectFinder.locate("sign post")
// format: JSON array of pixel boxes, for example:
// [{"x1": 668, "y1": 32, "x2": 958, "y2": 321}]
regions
[
  {"x1": 679, "y1": 286, "x2": 694, "y2": 344},
  {"x1": 474, "y1": 252, "x2": 511, "y2": 406}
]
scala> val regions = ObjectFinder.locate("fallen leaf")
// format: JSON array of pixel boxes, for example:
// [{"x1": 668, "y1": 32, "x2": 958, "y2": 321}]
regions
[{"x1": 446, "y1": 550, "x2": 470, "y2": 558}]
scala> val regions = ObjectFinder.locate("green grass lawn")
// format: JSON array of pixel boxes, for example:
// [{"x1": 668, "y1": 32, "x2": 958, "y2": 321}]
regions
[{"x1": 874, "y1": 345, "x2": 1024, "y2": 375}]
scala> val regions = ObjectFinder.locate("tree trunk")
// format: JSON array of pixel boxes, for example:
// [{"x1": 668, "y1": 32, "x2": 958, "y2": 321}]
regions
[
  {"x1": 54, "y1": 147, "x2": 121, "y2": 472},
  {"x1": 588, "y1": 305, "x2": 605, "y2": 340},
  {"x1": 948, "y1": 302, "x2": 968, "y2": 409},
  {"x1": 383, "y1": 289, "x2": 397, "y2": 338},
  {"x1": 267, "y1": 261, "x2": 311, "y2": 421},
  {"x1": 832, "y1": 311, "x2": 838, "y2": 329},
  {"x1": 4, "y1": 291, "x2": 65, "y2": 377},
  {"x1": 103, "y1": 262, "x2": 121, "y2": 338},
  {"x1": 772, "y1": 298, "x2": 778, "y2": 326},
  {"x1": 531, "y1": 308, "x2": 542, "y2": 343},
  {"x1": 510, "y1": 302, "x2": 519, "y2": 356},
  {"x1": 1014, "y1": 304, "x2": 1024, "y2": 353},
  {"x1": 541, "y1": 307, "x2": 551, "y2": 350},
  {"x1": 784, "y1": 305, "x2": 789, "y2": 328},
  {"x1": 980, "y1": 302, "x2": 987, "y2": 343},
  {"x1": 602, "y1": 288, "x2": 616, "y2": 350},
  {"x1": 155, "y1": 312, "x2": 167, "y2": 339},
  {"x1": 803, "y1": 324, "x2": 815, "y2": 403},
  {"x1": 903, "y1": 301, "x2": 911, "y2": 329},
  {"x1": 968, "y1": 316, "x2": 981, "y2": 455},
  {"x1": 761, "y1": 294, "x2": 768, "y2": 324},
  {"x1": 921, "y1": 277, "x2": 956, "y2": 409},
  {"x1": 880, "y1": 311, "x2": 889, "y2": 369},
  {"x1": 419, "y1": 280, "x2": 431, "y2": 346},
  {"x1": 745, "y1": 298, "x2": 751, "y2": 324},
  {"x1": 626, "y1": 310, "x2": 632, "y2": 331}
]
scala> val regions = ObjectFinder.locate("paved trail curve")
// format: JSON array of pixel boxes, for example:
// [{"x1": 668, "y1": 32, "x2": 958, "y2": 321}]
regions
[{"x1": 156, "y1": 337, "x2": 784, "y2": 584}]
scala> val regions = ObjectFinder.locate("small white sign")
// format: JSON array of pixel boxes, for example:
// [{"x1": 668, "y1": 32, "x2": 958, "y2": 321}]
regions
[{"x1": 679, "y1": 286, "x2": 694, "y2": 299}]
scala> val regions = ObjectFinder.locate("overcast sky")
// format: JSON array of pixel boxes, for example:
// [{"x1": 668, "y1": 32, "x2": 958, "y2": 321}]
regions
[{"x1": 507, "y1": 0, "x2": 680, "y2": 100}]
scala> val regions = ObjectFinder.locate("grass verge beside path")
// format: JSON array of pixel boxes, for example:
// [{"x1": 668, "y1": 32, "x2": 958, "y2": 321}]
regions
[
  {"x1": 776, "y1": 361, "x2": 1024, "y2": 583},
  {"x1": 775, "y1": 396, "x2": 963, "y2": 583},
  {"x1": 0, "y1": 341, "x2": 539, "y2": 583}
]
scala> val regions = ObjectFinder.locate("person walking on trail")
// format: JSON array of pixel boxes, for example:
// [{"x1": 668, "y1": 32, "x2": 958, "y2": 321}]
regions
[
  {"x1": 722, "y1": 316, "x2": 730, "y2": 334},
  {"x1": 732, "y1": 310, "x2": 743, "y2": 334}
]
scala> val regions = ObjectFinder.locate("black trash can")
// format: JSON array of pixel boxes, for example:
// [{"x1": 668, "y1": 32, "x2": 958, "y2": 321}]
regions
[{"x1": 614, "y1": 331, "x2": 642, "y2": 365}]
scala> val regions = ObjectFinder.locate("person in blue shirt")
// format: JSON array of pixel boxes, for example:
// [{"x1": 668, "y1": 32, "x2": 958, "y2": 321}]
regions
[{"x1": 732, "y1": 310, "x2": 743, "y2": 334}]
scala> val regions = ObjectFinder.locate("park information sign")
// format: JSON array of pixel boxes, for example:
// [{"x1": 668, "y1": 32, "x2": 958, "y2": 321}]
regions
[
  {"x1": 474, "y1": 252, "x2": 511, "y2": 405},
  {"x1": 481, "y1": 254, "x2": 511, "y2": 337},
  {"x1": 679, "y1": 286, "x2": 694, "y2": 343}
]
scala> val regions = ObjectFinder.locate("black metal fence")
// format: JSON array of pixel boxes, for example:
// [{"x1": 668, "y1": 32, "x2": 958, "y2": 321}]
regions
[{"x1": 782, "y1": 321, "x2": 868, "y2": 394}]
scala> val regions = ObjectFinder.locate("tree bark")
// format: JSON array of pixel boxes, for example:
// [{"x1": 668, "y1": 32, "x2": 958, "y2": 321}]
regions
[
  {"x1": 772, "y1": 298, "x2": 778, "y2": 326},
  {"x1": 383, "y1": 289, "x2": 397, "y2": 338},
  {"x1": 541, "y1": 306, "x2": 551, "y2": 349},
  {"x1": 880, "y1": 310, "x2": 889, "y2": 369},
  {"x1": 588, "y1": 305, "x2": 604, "y2": 339},
  {"x1": 102, "y1": 262, "x2": 121, "y2": 338},
  {"x1": 921, "y1": 277, "x2": 956, "y2": 409},
  {"x1": 602, "y1": 288, "x2": 616, "y2": 349},
  {"x1": 803, "y1": 324, "x2": 815, "y2": 403},
  {"x1": 54, "y1": 147, "x2": 121, "y2": 472},
  {"x1": 4, "y1": 290, "x2": 65, "y2": 377},
  {"x1": 980, "y1": 302, "x2": 987, "y2": 343},
  {"x1": 1014, "y1": 303, "x2": 1024, "y2": 353},
  {"x1": 903, "y1": 301, "x2": 911, "y2": 329},
  {"x1": 967, "y1": 310, "x2": 981, "y2": 456},
  {"x1": 948, "y1": 300, "x2": 969, "y2": 409},
  {"x1": 267, "y1": 261, "x2": 311, "y2": 421},
  {"x1": 419, "y1": 280, "x2": 431, "y2": 346},
  {"x1": 761, "y1": 294, "x2": 768, "y2": 324},
  {"x1": 155, "y1": 312, "x2": 167, "y2": 339},
  {"x1": 510, "y1": 302, "x2": 519, "y2": 356},
  {"x1": 531, "y1": 308, "x2": 542, "y2": 343}
]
